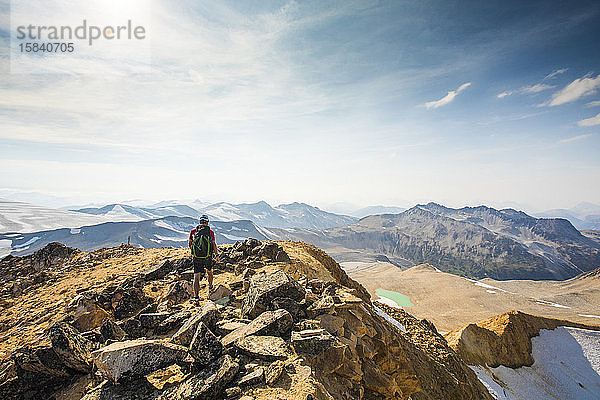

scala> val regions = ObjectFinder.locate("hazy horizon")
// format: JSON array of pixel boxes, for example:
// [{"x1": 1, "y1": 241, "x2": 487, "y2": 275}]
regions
[{"x1": 2, "y1": 1, "x2": 599, "y2": 212}]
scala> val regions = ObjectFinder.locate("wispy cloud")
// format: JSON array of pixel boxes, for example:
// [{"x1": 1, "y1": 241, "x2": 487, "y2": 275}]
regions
[
  {"x1": 578, "y1": 112, "x2": 600, "y2": 127},
  {"x1": 585, "y1": 100, "x2": 600, "y2": 107},
  {"x1": 543, "y1": 68, "x2": 568, "y2": 80},
  {"x1": 425, "y1": 82, "x2": 471, "y2": 109},
  {"x1": 558, "y1": 133, "x2": 593, "y2": 144},
  {"x1": 497, "y1": 82, "x2": 554, "y2": 98},
  {"x1": 549, "y1": 74, "x2": 600, "y2": 106}
]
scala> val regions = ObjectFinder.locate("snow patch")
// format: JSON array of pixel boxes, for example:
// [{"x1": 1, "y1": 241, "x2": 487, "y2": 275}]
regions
[
  {"x1": 535, "y1": 300, "x2": 570, "y2": 309},
  {"x1": 486, "y1": 290, "x2": 497, "y2": 294},
  {"x1": 373, "y1": 306, "x2": 407, "y2": 333},
  {"x1": 13, "y1": 236, "x2": 40, "y2": 249},
  {"x1": 222, "y1": 233, "x2": 248, "y2": 241},
  {"x1": 473, "y1": 326, "x2": 600, "y2": 400},
  {"x1": 154, "y1": 220, "x2": 188, "y2": 234},
  {"x1": 154, "y1": 234, "x2": 187, "y2": 242},
  {"x1": 0, "y1": 239, "x2": 12, "y2": 258},
  {"x1": 70, "y1": 228, "x2": 81, "y2": 234},
  {"x1": 580, "y1": 314, "x2": 600, "y2": 319},
  {"x1": 375, "y1": 297, "x2": 399, "y2": 308}
]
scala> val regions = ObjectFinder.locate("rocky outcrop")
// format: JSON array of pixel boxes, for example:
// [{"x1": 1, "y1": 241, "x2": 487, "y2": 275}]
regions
[
  {"x1": 444, "y1": 310, "x2": 600, "y2": 368},
  {"x1": 0, "y1": 239, "x2": 494, "y2": 400}
]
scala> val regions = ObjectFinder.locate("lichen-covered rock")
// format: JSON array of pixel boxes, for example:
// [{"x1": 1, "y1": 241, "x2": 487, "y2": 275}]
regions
[
  {"x1": 162, "y1": 280, "x2": 194, "y2": 306},
  {"x1": 265, "y1": 360, "x2": 285, "y2": 385},
  {"x1": 188, "y1": 322, "x2": 223, "y2": 366},
  {"x1": 139, "y1": 260, "x2": 173, "y2": 281},
  {"x1": 49, "y1": 322, "x2": 94, "y2": 373},
  {"x1": 171, "y1": 302, "x2": 220, "y2": 347},
  {"x1": 234, "y1": 335, "x2": 291, "y2": 361},
  {"x1": 99, "y1": 319, "x2": 127, "y2": 342},
  {"x1": 92, "y1": 339, "x2": 189, "y2": 382},
  {"x1": 238, "y1": 366, "x2": 264, "y2": 387},
  {"x1": 242, "y1": 270, "x2": 305, "y2": 318},
  {"x1": 139, "y1": 312, "x2": 171, "y2": 329},
  {"x1": 222, "y1": 309, "x2": 293, "y2": 346}
]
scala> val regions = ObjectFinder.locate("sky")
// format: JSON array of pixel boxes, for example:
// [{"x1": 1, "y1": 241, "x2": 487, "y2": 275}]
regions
[{"x1": 1, "y1": 0, "x2": 599, "y2": 213}]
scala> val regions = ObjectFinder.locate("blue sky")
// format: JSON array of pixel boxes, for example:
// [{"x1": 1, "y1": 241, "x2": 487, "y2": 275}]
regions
[{"x1": 1, "y1": 0, "x2": 599, "y2": 212}]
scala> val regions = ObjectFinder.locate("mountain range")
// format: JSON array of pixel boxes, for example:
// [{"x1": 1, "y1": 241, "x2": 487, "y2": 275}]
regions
[
  {"x1": 269, "y1": 203, "x2": 600, "y2": 280},
  {"x1": 71, "y1": 201, "x2": 357, "y2": 230},
  {"x1": 536, "y1": 202, "x2": 600, "y2": 230},
  {"x1": 0, "y1": 216, "x2": 270, "y2": 257}
]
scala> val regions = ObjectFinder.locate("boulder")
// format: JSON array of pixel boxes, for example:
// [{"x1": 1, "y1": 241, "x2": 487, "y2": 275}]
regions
[
  {"x1": 171, "y1": 301, "x2": 220, "y2": 347},
  {"x1": 155, "y1": 310, "x2": 192, "y2": 335},
  {"x1": 291, "y1": 329, "x2": 336, "y2": 355},
  {"x1": 99, "y1": 319, "x2": 127, "y2": 342},
  {"x1": 49, "y1": 322, "x2": 94, "y2": 373},
  {"x1": 80, "y1": 377, "x2": 158, "y2": 400},
  {"x1": 159, "y1": 355, "x2": 239, "y2": 400},
  {"x1": 117, "y1": 317, "x2": 144, "y2": 339},
  {"x1": 163, "y1": 280, "x2": 193, "y2": 306},
  {"x1": 234, "y1": 336, "x2": 291, "y2": 361},
  {"x1": 109, "y1": 286, "x2": 151, "y2": 320},
  {"x1": 208, "y1": 285, "x2": 232, "y2": 304},
  {"x1": 139, "y1": 312, "x2": 171, "y2": 329},
  {"x1": 265, "y1": 360, "x2": 285, "y2": 385},
  {"x1": 68, "y1": 294, "x2": 110, "y2": 332},
  {"x1": 31, "y1": 242, "x2": 79, "y2": 272},
  {"x1": 317, "y1": 314, "x2": 345, "y2": 336},
  {"x1": 140, "y1": 260, "x2": 173, "y2": 281},
  {"x1": 215, "y1": 320, "x2": 248, "y2": 337},
  {"x1": 242, "y1": 271, "x2": 305, "y2": 319},
  {"x1": 92, "y1": 339, "x2": 189, "y2": 383},
  {"x1": 222, "y1": 309, "x2": 293, "y2": 346},
  {"x1": 271, "y1": 297, "x2": 304, "y2": 321},
  {"x1": 188, "y1": 322, "x2": 223, "y2": 366}
]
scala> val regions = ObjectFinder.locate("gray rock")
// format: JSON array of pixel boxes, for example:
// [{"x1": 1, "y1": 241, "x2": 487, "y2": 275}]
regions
[
  {"x1": 140, "y1": 260, "x2": 173, "y2": 281},
  {"x1": 139, "y1": 312, "x2": 171, "y2": 329},
  {"x1": 49, "y1": 322, "x2": 93, "y2": 373},
  {"x1": 242, "y1": 271, "x2": 305, "y2": 319},
  {"x1": 163, "y1": 280, "x2": 193, "y2": 306},
  {"x1": 271, "y1": 297, "x2": 304, "y2": 321},
  {"x1": 99, "y1": 319, "x2": 127, "y2": 342},
  {"x1": 234, "y1": 336, "x2": 291, "y2": 361},
  {"x1": 171, "y1": 301, "x2": 220, "y2": 347},
  {"x1": 222, "y1": 309, "x2": 293, "y2": 347},
  {"x1": 155, "y1": 310, "x2": 192, "y2": 335},
  {"x1": 92, "y1": 339, "x2": 189, "y2": 383},
  {"x1": 188, "y1": 322, "x2": 223, "y2": 366}
]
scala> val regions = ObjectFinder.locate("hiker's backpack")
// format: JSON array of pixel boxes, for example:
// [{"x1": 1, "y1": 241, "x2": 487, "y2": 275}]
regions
[{"x1": 192, "y1": 225, "x2": 213, "y2": 259}]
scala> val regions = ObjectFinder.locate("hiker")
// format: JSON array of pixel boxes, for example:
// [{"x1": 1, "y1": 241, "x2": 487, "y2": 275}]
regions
[{"x1": 188, "y1": 214, "x2": 218, "y2": 302}]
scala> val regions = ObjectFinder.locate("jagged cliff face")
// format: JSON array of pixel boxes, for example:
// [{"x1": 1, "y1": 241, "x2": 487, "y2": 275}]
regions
[{"x1": 0, "y1": 241, "x2": 490, "y2": 400}]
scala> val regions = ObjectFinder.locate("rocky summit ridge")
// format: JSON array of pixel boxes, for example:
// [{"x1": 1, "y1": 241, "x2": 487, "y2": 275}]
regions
[{"x1": 0, "y1": 240, "x2": 491, "y2": 400}]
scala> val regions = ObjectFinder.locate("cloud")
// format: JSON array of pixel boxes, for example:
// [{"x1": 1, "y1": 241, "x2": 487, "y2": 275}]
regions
[
  {"x1": 578, "y1": 112, "x2": 600, "y2": 127},
  {"x1": 585, "y1": 100, "x2": 600, "y2": 107},
  {"x1": 497, "y1": 83, "x2": 554, "y2": 99},
  {"x1": 549, "y1": 74, "x2": 600, "y2": 106},
  {"x1": 425, "y1": 82, "x2": 471, "y2": 109},
  {"x1": 558, "y1": 133, "x2": 593, "y2": 144},
  {"x1": 521, "y1": 83, "x2": 555, "y2": 93},
  {"x1": 544, "y1": 68, "x2": 568, "y2": 80}
]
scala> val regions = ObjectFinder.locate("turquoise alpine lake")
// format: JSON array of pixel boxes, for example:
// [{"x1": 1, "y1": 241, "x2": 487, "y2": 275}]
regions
[{"x1": 375, "y1": 288, "x2": 414, "y2": 307}]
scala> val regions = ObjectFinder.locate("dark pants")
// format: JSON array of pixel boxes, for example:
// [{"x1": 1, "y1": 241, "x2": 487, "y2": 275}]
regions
[{"x1": 193, "y1": 257, "x2": 213, "y2": 274}]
